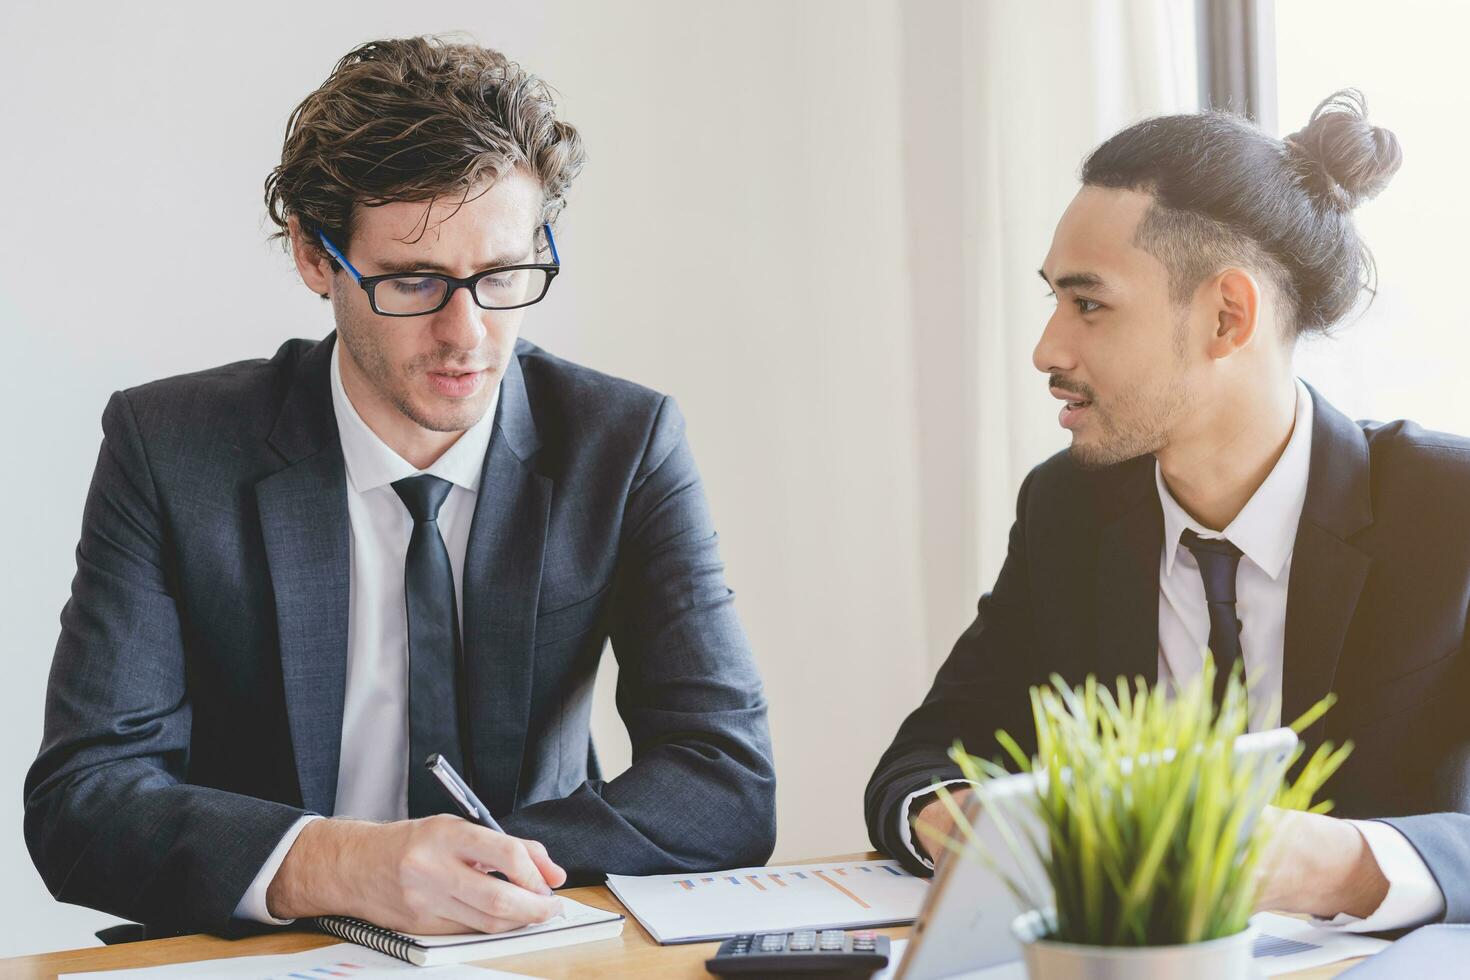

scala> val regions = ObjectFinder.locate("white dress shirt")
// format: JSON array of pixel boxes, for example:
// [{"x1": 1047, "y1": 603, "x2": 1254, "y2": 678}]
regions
[
  {"x1": 232, "y1": 343, "x2": 500, "y2": 923},
  {"x1": 1155, "y1": 381, "x2": 1314, "y2": 732},
  {"x1": 901, "y1": 380, "x2": 1444, "y2": 931}
]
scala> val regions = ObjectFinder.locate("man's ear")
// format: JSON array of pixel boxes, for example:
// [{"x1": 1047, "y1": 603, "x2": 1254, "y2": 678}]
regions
[
  {"x1": 287, "y1": 215, "x2": 334, "y2": 299},
  {"x1": 1206, "y1": 267, "x2": 1262, "y2": 360}
]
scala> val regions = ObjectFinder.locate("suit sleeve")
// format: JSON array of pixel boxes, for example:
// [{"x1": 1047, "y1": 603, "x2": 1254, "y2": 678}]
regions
[
  {"x1": 1377, "y1": 813, "x2": 1470, "y2": 924},
  {"x1": 499, "y1": 396, "x2": 776, "y2": 879},
  {"x1": 865, "y1": 469, "x2": 1043, "y2": 876},
  {"x1": 1358, "y1": 589, "x2": 1470, "y2": 925},
  {"x1": 23, "y1": 391, "x2": 307, "y2": 934}
]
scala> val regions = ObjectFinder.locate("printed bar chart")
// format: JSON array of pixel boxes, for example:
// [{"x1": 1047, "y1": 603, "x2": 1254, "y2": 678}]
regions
[
  {"x1": 58, "y1": 943, "x2": 499, "y2": 979},
  {"x1": 606, "y1": 859, "x2": 929, "y2": 944},
  {"x1": 663, "y1": 863, "x2": 907, "y2": 900}
]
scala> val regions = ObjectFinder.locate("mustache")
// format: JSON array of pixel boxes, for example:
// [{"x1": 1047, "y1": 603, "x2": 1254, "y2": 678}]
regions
[
  {"x1": 1049, "y1": 374, "x2": 1097, "y2": 402},
  {"x1": 412, "y1": 344, "x2": 499, "y2": 374}
]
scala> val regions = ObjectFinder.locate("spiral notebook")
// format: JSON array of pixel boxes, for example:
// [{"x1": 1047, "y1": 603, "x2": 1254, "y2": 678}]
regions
[{"x1": 316, "y1": 896, "x2": 625, "y2": 967}]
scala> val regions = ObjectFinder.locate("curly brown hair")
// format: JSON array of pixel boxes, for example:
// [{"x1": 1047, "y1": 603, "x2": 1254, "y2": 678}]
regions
[{"x1": 264, "y1": 35, "x2": 585, "y2": 260}]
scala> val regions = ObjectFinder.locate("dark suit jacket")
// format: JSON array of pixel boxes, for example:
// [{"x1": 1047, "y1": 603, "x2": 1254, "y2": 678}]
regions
[
  {"x1": 25, "y1": 333, "x2": 776, "y2": 935},
  {"x1": 867, "y1": 386, "x2": 1470, "y2": 921}
]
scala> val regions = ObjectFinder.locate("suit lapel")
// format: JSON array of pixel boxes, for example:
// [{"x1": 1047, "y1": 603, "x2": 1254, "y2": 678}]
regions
[
  {"x1": 1094, "y1": 468, "x2": 1164, "y2": 689},
  {"x1": 1282, "y1": 386, "x2": 1374, "y2": 752},
  {"x1": 257, "y1": 335, "x2": 350, "y2": 815},
  {"x1": 461, "y1": 348, "x2": 552, "y2": 817}
]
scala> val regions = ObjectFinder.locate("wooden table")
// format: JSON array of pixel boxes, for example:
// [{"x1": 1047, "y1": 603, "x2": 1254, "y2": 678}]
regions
[{"x1": 0, "y1": 854, "x2": 1364, "y2": 979}]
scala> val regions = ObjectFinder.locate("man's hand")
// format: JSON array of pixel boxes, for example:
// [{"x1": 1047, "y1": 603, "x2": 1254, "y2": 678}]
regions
[
  {"x1": 266, "y1": 815, "x2": 568, "y2": 933},
  {"x1": 1254, "y1": 806, "x2": 1389, "y2": 919},
  {"x1": 913, "y1": 787, "x2": 974, "y2": 868}
]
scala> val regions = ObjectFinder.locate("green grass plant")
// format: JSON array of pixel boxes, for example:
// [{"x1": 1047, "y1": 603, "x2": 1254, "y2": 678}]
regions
[{"x1": 933, "y1": 657, "x2": 1350, "y2": 947}]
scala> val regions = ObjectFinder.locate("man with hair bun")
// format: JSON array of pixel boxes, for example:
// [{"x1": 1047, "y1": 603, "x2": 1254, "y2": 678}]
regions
[
  {"x1": 25, "y1": 36, "x2": 776, "y2": 938},
  {"x1": 870, "y1": 90, "x2": 1470, "y2": 928}
]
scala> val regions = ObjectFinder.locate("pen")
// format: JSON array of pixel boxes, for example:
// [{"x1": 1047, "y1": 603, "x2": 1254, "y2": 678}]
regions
[
  {"x1": 425, "y1": 752, "x2": 505, "y2": 832},
  {"x1": 425, "y1": 753, "x2": 555, "y2": 895}
]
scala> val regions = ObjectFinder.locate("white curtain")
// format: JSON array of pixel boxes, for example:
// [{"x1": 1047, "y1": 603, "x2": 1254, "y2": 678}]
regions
[{"x1": 904, "y1": 0, "x2": 1199, "y2": 668}]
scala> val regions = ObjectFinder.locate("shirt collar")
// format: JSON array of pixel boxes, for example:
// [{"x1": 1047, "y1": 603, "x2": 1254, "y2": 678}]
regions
[
  {"x1": 330, "y1": 340, "x2": 499, "y2": 495},
  {"x1": 1156, "y1": 379, "x2": 1314, "y2": 581}
]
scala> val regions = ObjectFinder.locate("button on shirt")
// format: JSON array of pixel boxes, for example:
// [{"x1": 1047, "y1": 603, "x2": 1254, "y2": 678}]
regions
[
  {"x1": 232, "y1": 342, "x2": 499, "y2": 923},
  {"x1": 901, "y1": 380, "x2": 1444, "y2": 932}
]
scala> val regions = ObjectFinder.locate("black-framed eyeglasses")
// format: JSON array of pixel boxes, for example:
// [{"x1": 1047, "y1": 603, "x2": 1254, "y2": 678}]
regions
[{"x1": 316, "y1": 224, "x2": 561, "y2": 317}]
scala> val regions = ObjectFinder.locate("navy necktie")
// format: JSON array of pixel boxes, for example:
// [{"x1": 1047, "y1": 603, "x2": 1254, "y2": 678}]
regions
[
  {"x1": 392, "y1": 475, "x2": 471, "y2": 817},
  {"x1": 1180, "y1": 528, "x2": 1245, "y2": 706}
]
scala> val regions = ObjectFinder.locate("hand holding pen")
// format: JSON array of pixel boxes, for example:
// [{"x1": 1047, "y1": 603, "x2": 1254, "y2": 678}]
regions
[
  {"x1": 262, "y1": 762, "x2": 567, "y2": 935},
  {"x1": 425, "y1": 753, "x2": 563, "y2": 897}
]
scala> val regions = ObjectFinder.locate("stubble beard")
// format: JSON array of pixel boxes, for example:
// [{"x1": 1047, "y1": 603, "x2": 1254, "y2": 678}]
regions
[
  {"x1": 1069, "y1": 312, "x2": 1193, "y2": 470},
  {"x1": 336, "y1": 308, "x2": 499, "y2": 434},
  {"x1": 1069, "y1": 370, "x2": 1189, "y2": 470}
]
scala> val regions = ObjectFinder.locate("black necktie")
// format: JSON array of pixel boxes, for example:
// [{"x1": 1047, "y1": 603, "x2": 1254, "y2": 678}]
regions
[
  {"x1": 392, "y1": 475, "x2": 470, "y2": 817},
  {"x1": 1179, "y1": 528, "x2": 1245, "y2": 706}
]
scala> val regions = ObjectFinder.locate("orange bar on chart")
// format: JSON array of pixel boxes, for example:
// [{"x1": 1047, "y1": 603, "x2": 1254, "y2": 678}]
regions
[{"x1": 813, "y1": 870, "x2": 872, "y2": 910}]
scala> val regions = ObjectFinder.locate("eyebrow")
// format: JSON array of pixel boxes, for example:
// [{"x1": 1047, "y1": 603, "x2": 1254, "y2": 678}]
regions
[
  {"x1": 371, "y1": 248, "x2": 534, "y2": 275},
  {"x1": 1038, "y1": 268, "x2": 1110, "y2": 292}
]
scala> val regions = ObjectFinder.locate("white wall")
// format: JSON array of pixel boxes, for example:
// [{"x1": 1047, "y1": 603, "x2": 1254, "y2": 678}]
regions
[{"x1": 1, "y1": 0, "x2": 939, "y2": 956}]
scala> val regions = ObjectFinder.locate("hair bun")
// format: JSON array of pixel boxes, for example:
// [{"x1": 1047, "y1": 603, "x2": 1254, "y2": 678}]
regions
[{"x1": 1285, "y1": 89, "x2": 1402, "y2": 211}]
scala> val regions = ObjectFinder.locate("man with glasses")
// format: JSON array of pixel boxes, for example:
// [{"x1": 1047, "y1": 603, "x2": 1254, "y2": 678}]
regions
[{"x1": 25, "y1": 36, "x2": 775, "y2": 940}]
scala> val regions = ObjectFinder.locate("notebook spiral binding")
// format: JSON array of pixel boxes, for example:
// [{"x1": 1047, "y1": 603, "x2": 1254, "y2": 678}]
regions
[{"x1": 316, "y1": 916, "x2": 417, "y2": 963}]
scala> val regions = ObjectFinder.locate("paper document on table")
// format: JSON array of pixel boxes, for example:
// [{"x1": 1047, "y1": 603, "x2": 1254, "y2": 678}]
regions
[
  {"x1": 59, "y1": 942, "x2": 525, "y2": 978},
  {"x1": 1249, "y1": 912, "x2": 1390, "y2": 976},
  {"x1": 605, "y1": 858, "x2": 929, "y2": 944}
]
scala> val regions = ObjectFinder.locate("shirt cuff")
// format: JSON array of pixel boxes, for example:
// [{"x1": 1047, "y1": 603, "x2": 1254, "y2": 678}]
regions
[
  {"x1": 232, "y1": 814, "x2": 322, "y2": 925},
  {"x1": 898, "y1": 779, "x2": 978, "y2": 870},
  {"x1": 1312, "y1": 819, "x2": 1446, "y2": 932}
]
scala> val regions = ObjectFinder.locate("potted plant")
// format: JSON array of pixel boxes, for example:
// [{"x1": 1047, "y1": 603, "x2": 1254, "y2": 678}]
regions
[{"x1": 933, "y1": 658, "x2": 1350, "y2": 980}]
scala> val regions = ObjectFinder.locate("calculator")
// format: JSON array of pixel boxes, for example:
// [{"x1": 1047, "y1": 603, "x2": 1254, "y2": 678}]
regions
[{"x1": 704, "y1": 928, "x2": 891, "y2": 976}]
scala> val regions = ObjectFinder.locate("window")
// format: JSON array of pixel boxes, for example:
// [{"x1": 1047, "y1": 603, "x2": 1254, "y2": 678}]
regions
[{"x1": 1276, "y1": 1, "x2": 1470, "y2": 433}]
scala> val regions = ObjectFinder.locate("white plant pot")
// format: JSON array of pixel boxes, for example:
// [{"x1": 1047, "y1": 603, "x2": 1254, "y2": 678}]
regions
[{"x1": 1011, "y1": 910, "x2": 1261, "y2": 980}]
